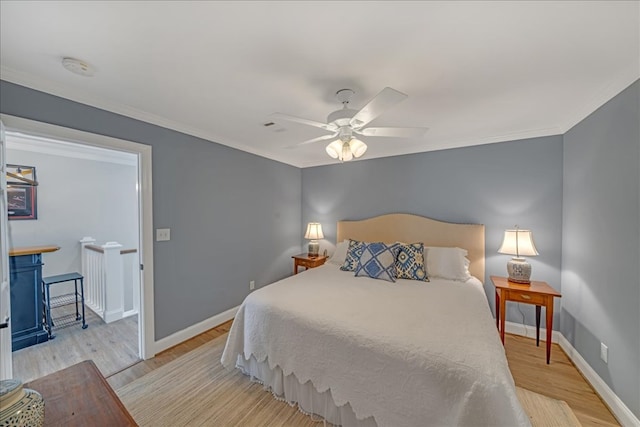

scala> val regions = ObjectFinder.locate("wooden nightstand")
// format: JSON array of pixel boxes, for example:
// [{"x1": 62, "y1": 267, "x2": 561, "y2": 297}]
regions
[
  {"x1": 292, "y1": 253, "x2": 328, "y2": 274},
  {"x1": 490, "y1": 275, "x2": 562, "y2": 364}
]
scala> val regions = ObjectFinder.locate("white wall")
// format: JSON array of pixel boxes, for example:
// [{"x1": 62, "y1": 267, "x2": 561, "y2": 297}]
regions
[{"x1": 7, "y1": 135, "x2": 139, "y2": 296}]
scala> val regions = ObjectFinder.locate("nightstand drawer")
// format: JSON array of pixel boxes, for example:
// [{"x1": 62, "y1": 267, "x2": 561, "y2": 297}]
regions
[
  {"x1": 292, "y1": 253, "x2": 328, "y2": 274},
  {"x1": 297, "y1": 258, "x2": 316, "y2": 268},
  {"x1": 506, "y1": 290, "x2": 546, "y2": 305}
]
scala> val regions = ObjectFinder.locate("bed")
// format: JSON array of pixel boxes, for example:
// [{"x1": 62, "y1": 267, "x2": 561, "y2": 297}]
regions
[{"x1": 221, "y1": 214, "x2": 530, "y2": 426}]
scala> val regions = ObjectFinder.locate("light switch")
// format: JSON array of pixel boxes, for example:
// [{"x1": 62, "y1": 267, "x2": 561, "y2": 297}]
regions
[{"x1": 156, "y1": 228, "x2": 171, "y2": 241}]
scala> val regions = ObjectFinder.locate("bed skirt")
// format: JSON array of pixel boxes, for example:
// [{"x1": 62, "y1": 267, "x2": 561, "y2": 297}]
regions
[{"x1": 235, "y1": 355, "x2": 377, "y2": 427}]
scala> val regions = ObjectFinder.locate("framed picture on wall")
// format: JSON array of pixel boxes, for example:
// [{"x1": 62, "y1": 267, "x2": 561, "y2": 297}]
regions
[{"x1": 6, "y1": 164, "x2": 38, "y2": 220}]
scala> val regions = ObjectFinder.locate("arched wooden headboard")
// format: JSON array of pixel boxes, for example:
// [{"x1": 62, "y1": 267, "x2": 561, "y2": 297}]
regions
[{"x1": 337, "y1": 213, "x2": 485, "y2": 281}]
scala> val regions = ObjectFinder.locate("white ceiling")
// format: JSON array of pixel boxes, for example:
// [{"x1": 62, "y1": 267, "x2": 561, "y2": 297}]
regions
[{"x1": 1, "y1": 1, "x2": 638, "y2": 168}]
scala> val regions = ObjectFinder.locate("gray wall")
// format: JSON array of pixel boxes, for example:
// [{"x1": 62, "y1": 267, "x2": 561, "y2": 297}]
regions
[
  {"x1": 1, "y1": 80, "x2": 303, "y2": 341},
  {"x1": 302, "y1": 135, "x2": 564, "y2": 329},
  {"x1": 562, "y1": 80, "x2": 639, "y2": 419}
]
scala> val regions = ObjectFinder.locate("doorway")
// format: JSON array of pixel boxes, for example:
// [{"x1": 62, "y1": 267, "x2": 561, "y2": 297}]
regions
[{"x1": 0, "y1": 114, "x2": 155, "y2": 381}]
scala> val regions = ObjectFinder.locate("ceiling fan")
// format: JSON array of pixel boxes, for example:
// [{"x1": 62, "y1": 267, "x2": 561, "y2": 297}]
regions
[{"x1": 271, "y1": 87, "x2": 428, "y2": 161}]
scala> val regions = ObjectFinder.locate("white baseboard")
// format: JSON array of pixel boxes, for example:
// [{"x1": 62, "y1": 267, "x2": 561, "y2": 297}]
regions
[
  {"x1": 506, "y1": 321, "x2": 639, "y2": 427},
  {"x1": 504, "y1": 320, "x2": 560, "y2": 343},
  {"x1": 122, "y1": 309, "x2": 138, "y2": 319},
  {"x1": 153, "y1": 305, "x2": 239, "y2": 355},
  {"x1": 104, "y1": 308, "x2": 124, "y2": 324},
  {"x1": 558, "y1": 335, "x2": 640, "y2": 427}
]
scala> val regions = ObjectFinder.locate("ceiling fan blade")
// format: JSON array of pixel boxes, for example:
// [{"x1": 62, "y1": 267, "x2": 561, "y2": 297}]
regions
[
  {"x1": 349, "y1": 87, "x2": 408, "y2": 129},
  {"x1": 357, "y1": 127, "x2": 428, "y2": 138},
  {"x1": 285, "y1": 133, "x2": 338, "y2": 149},
  {"x1": 271, "y1": 113, "x2": 337, "y2": 131}
]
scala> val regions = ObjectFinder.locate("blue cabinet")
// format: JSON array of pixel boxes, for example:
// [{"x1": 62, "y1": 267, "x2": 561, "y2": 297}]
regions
[{"x1": 10, "y1": 253, "x2": 49, "y2": 350}]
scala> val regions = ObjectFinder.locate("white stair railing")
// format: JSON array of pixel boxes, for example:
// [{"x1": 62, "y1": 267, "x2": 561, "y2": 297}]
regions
[{"x1": 80, "y1": 237, "x2": 139, "y2": 324}]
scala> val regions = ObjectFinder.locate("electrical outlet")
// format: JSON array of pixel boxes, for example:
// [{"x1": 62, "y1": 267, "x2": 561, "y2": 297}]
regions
[
  {"x1": 156, "y1": 228, "x2": 171, "y2": 241},
  {"x1": 600, "y1": 342, "x2": 608, "y2": 363},
  {"x1": 249, "y1": 280, "x2": 255, "y2": 290}
]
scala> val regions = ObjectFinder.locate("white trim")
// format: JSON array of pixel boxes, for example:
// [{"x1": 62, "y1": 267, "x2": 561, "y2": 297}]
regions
[
  {"x1": 7, "y1": 64, "x2": 635, "y2": 170},
  {"x1": 506, "y1": 321, "x2": 639, "y2": 426},
  {"x1": 122, "y1": 309, "x2": 138, "y2": 319},
  {"x1": 559, "y1": 63, "x2": 640, "y2": 134},
  {"x1": 558, "y1": 335, "x2": 640, "y2": 427},
  {"x1": 104, "y1": 308, "x2": 125, "y2": 324},
  {"x1": 6, "y1": 132, "x2": 137, "y2": 166},
  {"x1": 153, "y1": 305, "x2": 239, "y2": 355},
  {"x1": 1, "y1": 66, "x2": 286, "y2": 166},
  {"x1": 295, "y1": 126, "x2": 564, "y2": 168},
  {"x1": 504, "y1": 320, "x2": 560, "y2": 343},
  {"x1": 0, "y1": 114, "x2": 156, "y2": 360}
]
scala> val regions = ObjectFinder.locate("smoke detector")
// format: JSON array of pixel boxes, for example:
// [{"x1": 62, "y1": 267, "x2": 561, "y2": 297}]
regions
[{"x1": 62, "y1": 57, "x2": 95, "y2": 77}]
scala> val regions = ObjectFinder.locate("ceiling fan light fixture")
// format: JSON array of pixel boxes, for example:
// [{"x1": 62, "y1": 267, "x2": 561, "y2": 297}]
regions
[
  {"x1": 325, "y1": 140, "x2": 342, "y2": 159},
  {"x1": 325, "y1": 138, "x2": 367, "y2": 162},
  {"x1": 349, "y1": 138, "x2": 367, "y2": 158},
  {"x1": 340, "y1": 142, "x2": 354, "y2": 162},
  {"x1": 275, "y1": 86, "x2": 423, "y2": 161}
]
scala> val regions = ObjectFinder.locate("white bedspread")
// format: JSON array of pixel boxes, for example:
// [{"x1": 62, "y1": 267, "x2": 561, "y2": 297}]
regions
[{"x1": 221, "y1": 264, "x2": 530, "y2": 427}]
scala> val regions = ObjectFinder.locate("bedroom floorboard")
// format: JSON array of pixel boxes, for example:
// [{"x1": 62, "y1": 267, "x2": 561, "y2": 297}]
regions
[
  {"x1": 505, "y1": 333, "x2": 619, "y2": 426},
  {"x1": 106, "y1": 322, "x2": 618, "y2": 426}
]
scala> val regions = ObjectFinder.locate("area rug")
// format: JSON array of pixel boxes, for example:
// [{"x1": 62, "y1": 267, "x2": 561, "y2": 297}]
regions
[{"x1": 116, "y1": 335, "x2": 581, "y2": 427}]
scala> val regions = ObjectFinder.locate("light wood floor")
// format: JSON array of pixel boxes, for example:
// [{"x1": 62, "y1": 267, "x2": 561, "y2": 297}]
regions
[
  {"x1": 107, "y1": 320, "x2": 232, "y2": 390},
  {"x1": 107, "y1": 321, "x2": 620, "y2": 426},
  {"x1": 505, "y1": 334, "x2": 619, "y2": 426},
  {"x1": 12, "y1": 306, "x2": 139, "y2": 383}
]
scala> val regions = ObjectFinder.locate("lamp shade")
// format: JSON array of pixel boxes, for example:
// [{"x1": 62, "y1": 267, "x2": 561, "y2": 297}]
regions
[
  {"x1": 304, "y1": 222, "x2": 324, "y2": 240},
  {"x1": 349, "y1": 138, "x2": 367, "y2": 158},
  {"x1": 498, "y1": 229, "x2": 539, "y2": 258},
  {"x1": 340, "y1": 142, "x2": 353, "y2": 162},
  {"x1": 325, "y1": 140, "x2": 342, "y2": 159},
  {"x1": 325, "y1": 138, "x2": 368, "y2": 162}
]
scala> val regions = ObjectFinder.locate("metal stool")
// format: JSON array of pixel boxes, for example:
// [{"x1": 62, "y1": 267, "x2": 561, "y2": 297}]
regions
[{"x1": 42, "y1": 272, "x2": 88, "y2": 339}]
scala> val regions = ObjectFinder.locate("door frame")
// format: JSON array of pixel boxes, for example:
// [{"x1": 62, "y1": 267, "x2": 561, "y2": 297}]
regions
[
  {"x1": 0, "y1": 114, "x2": 156, "y2": 360},
  {"x1": 0, "y1": 119, "x2": 13, "y2": 379}
]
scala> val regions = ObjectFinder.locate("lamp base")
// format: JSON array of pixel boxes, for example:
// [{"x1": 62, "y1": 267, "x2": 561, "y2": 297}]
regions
[
  {"x1": 308, "y1": 240, "x2": 320, "y2": 257},
  {"x1": 507, "y1": 257, "x2": 532, "y2": 284}
]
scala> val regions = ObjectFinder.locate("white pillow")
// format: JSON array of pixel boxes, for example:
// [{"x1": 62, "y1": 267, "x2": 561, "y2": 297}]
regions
[
  {"x1": 425, "y1": 247, "x2": 471, "y2": 281},
  {"x1": 328, "y1": 240, "x2": 349, "y2": 265}
]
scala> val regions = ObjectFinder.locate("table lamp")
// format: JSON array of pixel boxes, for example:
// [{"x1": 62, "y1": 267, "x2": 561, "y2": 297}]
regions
[
  {"x1": 304, "y1": 222, "x2": 324, "y2": 257},
  {"x1": 498, "y1": 226, "x2": 539, "y2": 284}
]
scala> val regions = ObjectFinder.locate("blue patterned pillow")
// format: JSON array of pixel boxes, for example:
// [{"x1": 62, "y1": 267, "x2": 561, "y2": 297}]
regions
[
  {"x1": 340, "y1": 239, "x2": 365, "y2": 271},
  {"x1": 395, "y1": 242, "x2": 429, "y2": 281},
  {"x1": 355, "y1": 242, "x2": 400, "y2": 282}
]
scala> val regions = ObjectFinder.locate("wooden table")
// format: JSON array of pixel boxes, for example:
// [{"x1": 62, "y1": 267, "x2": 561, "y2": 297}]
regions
[
  {"x1": 490, "y1": 275, "x2": 562, "y2": 364},
  {"x1": 292, "y1": 253, "x2": 328, "y2": 274},
  {"x1": 25, "y1": 360, "x2": 137, "y2": 426}
]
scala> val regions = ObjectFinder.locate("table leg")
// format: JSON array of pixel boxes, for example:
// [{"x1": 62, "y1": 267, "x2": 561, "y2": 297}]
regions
[
  {"x1": 495, "y1": 291, "x2": 500, "y2": 330},
  {"x1": 499, "y1": 291, "x2": 506, "y2": 344},
  {"x1": 45, "y1": 284, "x2": 54, "y2": 339},
  {"x1": 74, "y1": 279, "x2": 80, "y2": 320},
  {"x1": 546, "y1": 299, "x2": 554, "y2": 364},
  {"x1": 80, "y1": 277, "x2": 87, "y2": 329},
  {"x1": 294, "y1": 262, "x2": 299, "y2": 275},
  {"x1": 536, "y1": 305, "x2": 541, "y2": 347}
]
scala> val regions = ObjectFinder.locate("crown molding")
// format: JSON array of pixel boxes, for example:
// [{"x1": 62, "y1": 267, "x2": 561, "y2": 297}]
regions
[
  {"x1": 2, "y1": 64, "x2": 635, "y2": 169},
  {"x1": 559, "y1": 62, "x2": 640, "y2": 134},
  {"x1": 0, "y1": 66, "x2": 292, "y2": 166},
  {"x1": 295, "y1": 126, "x2": 563, "y2": 168},
  {"x1": 6, "y1": 131, "x2": 138, "y2": 166}
]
